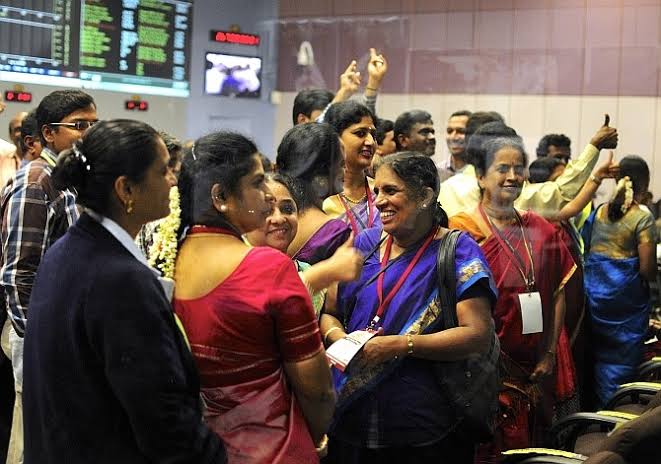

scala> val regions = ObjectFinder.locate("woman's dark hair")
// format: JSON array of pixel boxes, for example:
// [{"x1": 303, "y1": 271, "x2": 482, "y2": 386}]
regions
[
  {"x1": 608, "y1": 155, "x2": 650, "y2": 222},
  {"x1": 325, "y1": 100, "x2": 375, "y2": 136},
  {"x1": 528, "y1": 157, "x2": 565, "y2": 183},
  {"x1": 178, "y1": 131, "x2": 259, "y2": 234},
  {"x1": 276, "y1": 122, "x2": 342, "y2": 211},
  {"x1": 474, "y1": 135, "x2": 527, "y2": 177},
  {"x1": 265, "y1": 172, "x2": 300, "y2": 210},
  {"x1": 377, "y1": 152, "x2": 448, "y2": 228},
  {"x1": 52, "y1": 119, "x2": 160, "y2": 216},
  {"x1": 466, "y1": 121, "x2": 518, "y2": 169}
]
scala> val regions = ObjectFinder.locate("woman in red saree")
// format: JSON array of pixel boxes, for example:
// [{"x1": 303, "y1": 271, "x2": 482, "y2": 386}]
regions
[
  {"x1": 449, "y1": 135, "x2": 577, "y2": 459},
  {"x1": 172, "y1": 132, "x2": 335, "y2": 463}
]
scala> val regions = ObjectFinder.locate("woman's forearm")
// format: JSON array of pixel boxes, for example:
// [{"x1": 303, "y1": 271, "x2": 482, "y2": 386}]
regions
[{"x1": 319, "y1": 313, "x2": 347, "y2": 346}]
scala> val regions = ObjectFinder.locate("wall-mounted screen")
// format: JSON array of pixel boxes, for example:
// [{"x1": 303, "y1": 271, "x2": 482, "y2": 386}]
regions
[
  {"x1": 0, "y1": 0, "x2": 193, "y2": 97},
  {"x1": 204, "y1": 52, "x2": 261, "y2": 98}
]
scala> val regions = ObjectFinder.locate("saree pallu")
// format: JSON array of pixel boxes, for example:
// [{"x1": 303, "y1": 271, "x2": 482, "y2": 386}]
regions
[
  {"x1": 293, "y1": 218, "x2": 351, "y2": 265},
  {"x1": 584, "y1": 253, "x2": 650, "y2": 408},
  {"x1": 332, "y1": 228, "x2": 497, "y2": 449},
  {"x1": 450, "y1": 210, "x2": 577, "y2": 455},
  {"x1": 202, "y1": 369, "x2": 318, "y2": 464},
  {"x1": 322, "y1": 194, "x2": 381, "y2": 236}
]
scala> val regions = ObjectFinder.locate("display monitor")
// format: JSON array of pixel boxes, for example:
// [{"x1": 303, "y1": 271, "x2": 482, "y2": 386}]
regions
[
  {"x1": 0, "y1": 0, "x2": 193, "y2": 97},
  {"x1": 204, "y1": 52, "x2": 261, "y2": 98}
]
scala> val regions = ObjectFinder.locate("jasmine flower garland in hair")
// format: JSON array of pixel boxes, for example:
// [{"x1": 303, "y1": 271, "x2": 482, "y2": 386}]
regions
[{"x1": 148, "y1": 186, "x2": 181, "y2": 279}]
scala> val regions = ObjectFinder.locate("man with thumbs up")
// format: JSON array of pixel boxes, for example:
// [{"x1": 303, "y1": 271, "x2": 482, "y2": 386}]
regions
[
  {"x1": 439, "y1": 114, "x2": 619, "y2": 220},
  {"x1": 514, "y1": 114, "x2": 618, "y2": 218}
]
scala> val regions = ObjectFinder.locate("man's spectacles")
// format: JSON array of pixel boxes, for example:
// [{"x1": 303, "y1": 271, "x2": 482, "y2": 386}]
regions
[{"x1": 48, "y1": 120, "x2": 98, "y2": 131}]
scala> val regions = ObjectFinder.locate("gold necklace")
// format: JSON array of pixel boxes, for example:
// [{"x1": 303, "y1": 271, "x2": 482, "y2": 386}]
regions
[{"x1": 340, "y1": 191, "x2": 366, "y2": 204}]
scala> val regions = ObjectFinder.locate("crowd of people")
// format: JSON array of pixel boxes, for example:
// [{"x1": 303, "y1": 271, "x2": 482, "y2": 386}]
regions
[{"x1": 0, "y1": 46, "x2": 657, "y2": 464}]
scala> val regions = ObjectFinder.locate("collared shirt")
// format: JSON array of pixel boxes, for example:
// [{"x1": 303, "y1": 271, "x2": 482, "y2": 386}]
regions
[
  {"x1": 0, "y1": 147, "x2": 79, "y2": 336},
  {"x1": 439, "y1": 143, "x2": 600, "y2": 218},
  {"x1": 438, "y1": 155, "x2": 468, "y2": 183},
  {"x1": 88, "y1": 211, "x2": 174, "y2": 301}
]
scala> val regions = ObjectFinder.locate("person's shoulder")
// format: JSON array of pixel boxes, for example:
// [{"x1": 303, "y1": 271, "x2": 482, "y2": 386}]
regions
[
  {"x1": 521, "y1": 209, "x2": 557, "y2": 234},
  {"x1": 0, "y1": 139, "x2": 14, "y2": 157},
  {"x1": 355, "y1": 226, "x2": 381, "y2": 251},
  {"x1": 245, "y1": 246, "x2": 295, "y2": 270}
]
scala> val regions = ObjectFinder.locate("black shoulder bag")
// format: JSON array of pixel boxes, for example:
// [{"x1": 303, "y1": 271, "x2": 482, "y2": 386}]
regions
[{"x1": 434, "y1": 229, "x2": 501, "y2": 442}]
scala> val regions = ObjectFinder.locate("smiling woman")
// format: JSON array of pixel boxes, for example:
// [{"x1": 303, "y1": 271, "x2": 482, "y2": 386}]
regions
[
  {"x1": 172, "y1": 132, "x2": 335, "y2": 463},
  {"x1": 320, "y1": 152, "x2": 498, "y2": 464},
  {"x1": 323, "y1": 100, "x2": 382, "y2": 235},
  {"x1": 20, "y1": 120, "x2": 228, "y2": 463},
  {"x1": 449, "y1": 136, "x2": 578, "y2": 460}
]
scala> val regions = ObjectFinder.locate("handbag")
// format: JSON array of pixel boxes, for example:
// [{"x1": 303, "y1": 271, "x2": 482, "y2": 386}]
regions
[{"x1": 434, "y1": 229, "x2": 501, "y2": 442}]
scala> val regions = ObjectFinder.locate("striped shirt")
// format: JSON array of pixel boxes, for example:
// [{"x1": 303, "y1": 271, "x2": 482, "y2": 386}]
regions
[{"x1": 0, "y1": 147, "x2": 79, "y2": 336}]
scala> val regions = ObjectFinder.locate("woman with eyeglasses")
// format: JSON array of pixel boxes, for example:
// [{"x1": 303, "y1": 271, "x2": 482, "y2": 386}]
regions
[
  {"x1": 173, "y1": 132, "x2": 335, "y2": 463},
  {"x1": 22, "y1": 120, "x2": 227, "y2": 463},
  {"x1": 450, "y1": 136, "x2": 578, "y2": 458}
]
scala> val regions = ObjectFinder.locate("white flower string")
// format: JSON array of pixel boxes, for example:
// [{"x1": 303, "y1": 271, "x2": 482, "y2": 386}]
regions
[
  {"x1": 148, "y1": 186, "x2": 181, "y2": 279},
  {"x1": 612, "y1": 176, "x2": 634, "y2": 215},
  {"x1": 72, "y1": 144, "x2": 91, "y2": 172}
]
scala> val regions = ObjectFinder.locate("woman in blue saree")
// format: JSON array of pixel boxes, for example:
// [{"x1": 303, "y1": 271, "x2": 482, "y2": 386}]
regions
[
  {"x1": 320, "y1": 153, "x2": 498, "y2": 463},
  {"x1": 582, "y1": 155, "x2": 657, "y2": 408}
]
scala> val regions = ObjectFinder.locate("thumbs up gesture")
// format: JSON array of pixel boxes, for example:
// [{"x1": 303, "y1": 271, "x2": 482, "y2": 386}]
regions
[
  {"x1": 590, "y1": 113, "x2": 619, "y2": 150},
  {"x1": 593, "y1": 150, "x2": 620, "y2": 181},
  {"x1": 326, "y1": 234, "x2": 364, "y2": 283}
]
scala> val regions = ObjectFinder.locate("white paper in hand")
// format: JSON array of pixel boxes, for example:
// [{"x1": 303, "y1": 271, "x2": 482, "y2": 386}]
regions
[{"x1": 325, "y1": 330, "x2": 377, "y2": 372}]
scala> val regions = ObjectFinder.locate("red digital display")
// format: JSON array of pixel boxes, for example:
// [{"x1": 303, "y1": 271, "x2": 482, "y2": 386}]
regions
[
  {"x1": 210, "y1": 30, "x2": 260, "y2": 46},
  {"x1": 4, "y1": 91, "x2": 32, "y2": 103},
  {"x1": 125, "y1": 100, "x2": 149, "y2": 111}
]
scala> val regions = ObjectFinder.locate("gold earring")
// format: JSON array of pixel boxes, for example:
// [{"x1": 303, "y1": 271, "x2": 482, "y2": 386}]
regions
[
  {"x1": 219, "y1": 204, "x2": 227, "y2": 212},
  {"x1": 126, "y1": 199, "x2": 134, "y2": 214}
]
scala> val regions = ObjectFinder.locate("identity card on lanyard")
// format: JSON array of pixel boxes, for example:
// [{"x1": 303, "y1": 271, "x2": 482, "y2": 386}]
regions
[
  {"x1": 519, "y1": 292, "x2": 543, "y2": 334},
  {"x1": 479, "y1": 206, "x2": 543, "y2": 335}
]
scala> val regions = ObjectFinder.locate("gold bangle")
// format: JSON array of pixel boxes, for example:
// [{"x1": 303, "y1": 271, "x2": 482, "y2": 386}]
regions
[
  {"x1": 366, "y1": 86, "x2": 378, "y2": 91},
  {"x1": 406, "y1": 334, "x2": 414, "y2": 355},
  {"x1": 323, "y1": 326, "x2": 342, "y2": 344},
  {"x1": 316, "y1": 434, "x2": 329, "y2": 453},
  {"x1": 590, "y1": 174, "x2": 602, "y2": 185}
]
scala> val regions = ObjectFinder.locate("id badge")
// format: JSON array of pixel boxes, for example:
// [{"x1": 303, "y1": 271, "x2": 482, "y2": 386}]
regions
[{"x1": 518, "y1": 292, "x2": 543, "y2": 334}]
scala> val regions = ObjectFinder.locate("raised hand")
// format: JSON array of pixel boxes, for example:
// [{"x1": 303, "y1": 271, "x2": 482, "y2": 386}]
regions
[
  {"x1": 337, "y1": 60, "x2": 361, "y2": 98},
  {"x1": 366, "y1": 48, "x2": 388, "y2": 88},
  {"x1": 326, "y1": 234, "x2": 364, "y2": 283},
  {"x1": 593, "y1": 150, "x2": 620, "y2": 180},
  {"x1": 590, "y1": 113, "x2": 618, "y2": 150}
]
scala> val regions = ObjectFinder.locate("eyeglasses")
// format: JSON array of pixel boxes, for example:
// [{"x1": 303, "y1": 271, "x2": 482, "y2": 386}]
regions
[{"x1": 48, "y1": 120, "x2": 98, "y2": 131}]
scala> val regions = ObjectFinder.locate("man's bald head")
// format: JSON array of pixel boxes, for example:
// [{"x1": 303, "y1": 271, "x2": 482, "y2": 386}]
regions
[{"x1": 9, "y1": 111, "x2": 28, "y2": 149}]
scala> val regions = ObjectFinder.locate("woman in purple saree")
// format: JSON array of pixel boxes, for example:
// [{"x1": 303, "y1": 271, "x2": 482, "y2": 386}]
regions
[{"x1": 277, "y1": 123, "x2": 351, "y2": 265}]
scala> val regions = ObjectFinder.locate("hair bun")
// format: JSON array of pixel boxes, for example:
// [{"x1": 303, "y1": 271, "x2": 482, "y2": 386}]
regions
[{"x1": 51, "y1": 147, "x2": 88, "y2": 193}]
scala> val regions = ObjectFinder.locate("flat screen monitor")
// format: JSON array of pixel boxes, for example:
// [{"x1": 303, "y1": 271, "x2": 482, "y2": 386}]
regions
[
  {"x1": 0, "y1": 0, "x2": 193, "y2": 97},
  {"x1": 204, "y1": 52, "x2": 261, "y2": 98}
]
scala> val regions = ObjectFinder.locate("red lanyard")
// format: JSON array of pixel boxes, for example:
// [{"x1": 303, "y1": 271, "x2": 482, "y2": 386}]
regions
[
  {"x1": 338, "y1": 178, "x2": 375, "y2": 235},
  {"x1": 369, "y1": 227, "x2": 438, "y2": 329},
  {"x1": 189, "y1": 225, "x2": 242, "y2": 240},
  {"x1": 479, "y1": 205, "x2": 536, "y2": 291}
]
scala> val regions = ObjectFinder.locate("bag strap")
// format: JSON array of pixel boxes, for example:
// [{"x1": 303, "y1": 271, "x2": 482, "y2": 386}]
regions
[{"x1": 436, "y1": 229, "x2": 462, "y2": 329}]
